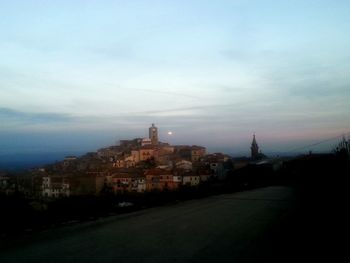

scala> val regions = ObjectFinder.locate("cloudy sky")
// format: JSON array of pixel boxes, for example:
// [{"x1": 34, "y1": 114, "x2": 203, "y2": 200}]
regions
[{"x1": 1, "y1": 0, "x2": 350, "y2": 156}]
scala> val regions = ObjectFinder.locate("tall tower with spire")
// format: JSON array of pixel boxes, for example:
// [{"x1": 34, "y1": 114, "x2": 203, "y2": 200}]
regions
[
  {"x1": 251, "y1": 134, "x2": 259, "y2": 160},
  {"x1": 149, "y1": 123, "x2": 158, "y2": 146}
]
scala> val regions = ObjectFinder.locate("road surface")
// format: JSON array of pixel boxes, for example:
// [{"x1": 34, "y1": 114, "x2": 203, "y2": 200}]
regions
[{"x1": 0, "y1": 186, "x2": 296, "y2": 263}]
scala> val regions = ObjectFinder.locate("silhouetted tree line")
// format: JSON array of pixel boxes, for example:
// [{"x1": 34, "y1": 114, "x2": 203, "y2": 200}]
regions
[{"x1": 333, "y1": 136, "x2": 350, "y2": 158}]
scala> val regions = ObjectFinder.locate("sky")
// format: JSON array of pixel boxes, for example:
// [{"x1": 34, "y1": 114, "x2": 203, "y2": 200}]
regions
[{"x1": 1, "y1": 0, "x2": 350, "y2": 157}]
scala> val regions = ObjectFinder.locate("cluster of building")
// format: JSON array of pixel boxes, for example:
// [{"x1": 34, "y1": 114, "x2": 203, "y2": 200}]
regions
[
  {"x1": 29, "y1": 124, "x2": 238, "y2": 198},
  {"x1": 1, "y1": 124, "x2": 266, "y2": 199}
]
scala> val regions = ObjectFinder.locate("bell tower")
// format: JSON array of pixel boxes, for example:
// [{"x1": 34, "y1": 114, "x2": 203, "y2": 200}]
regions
[{"x1": 149, "y1": 123, "x2": 158, "y2": 146}]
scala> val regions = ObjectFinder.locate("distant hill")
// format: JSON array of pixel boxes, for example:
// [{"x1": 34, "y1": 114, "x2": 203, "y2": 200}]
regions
[{"x1": 0, "y1": 151, "x2": 83, "y2": 172}]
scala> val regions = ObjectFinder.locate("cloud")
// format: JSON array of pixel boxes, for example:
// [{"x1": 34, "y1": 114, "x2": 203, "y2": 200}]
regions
[
  {"x1": 0, "y1": 107, "x2": 74, "y2": 124},
  {"x1": 126, "y1": 88, "x2": 202, "y2": 100}
]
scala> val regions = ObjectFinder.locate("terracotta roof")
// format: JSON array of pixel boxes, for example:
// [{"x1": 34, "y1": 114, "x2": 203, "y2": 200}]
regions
[{"x1": 145, "y1": 168, "x2": 172, "y2": 176}]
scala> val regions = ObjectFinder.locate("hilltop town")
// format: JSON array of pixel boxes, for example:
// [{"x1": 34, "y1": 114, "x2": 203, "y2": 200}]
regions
[
  {"x1": 2, "y1": 124, "x2": 349, "y2": 201},
  {"x1": 1, "y1": 124, "x2": 267, "y2": 199}
]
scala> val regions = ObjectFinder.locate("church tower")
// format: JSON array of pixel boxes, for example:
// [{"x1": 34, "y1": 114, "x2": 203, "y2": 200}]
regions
[
  {"x1": 149, "y1": 123, "x2": 158, "y2": 146},
  {"x1": 251, "y1": 134, "x2": 259, "y2": 159}
]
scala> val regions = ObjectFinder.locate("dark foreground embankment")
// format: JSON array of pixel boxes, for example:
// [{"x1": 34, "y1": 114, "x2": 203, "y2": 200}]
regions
[{"x1": 268, "y1": 153, "x2": 349, "y2": 262}]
